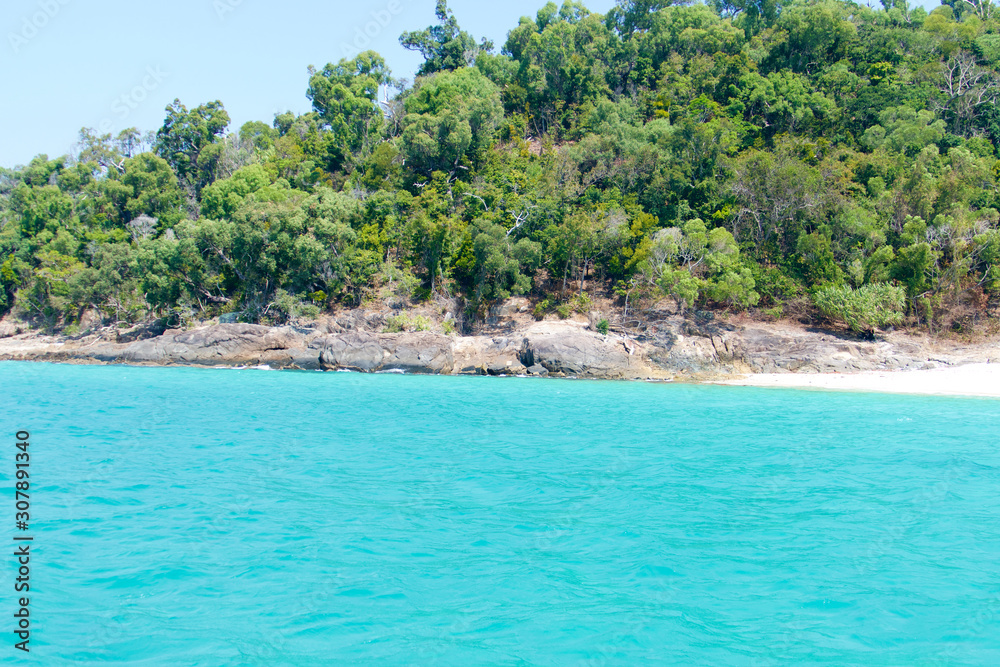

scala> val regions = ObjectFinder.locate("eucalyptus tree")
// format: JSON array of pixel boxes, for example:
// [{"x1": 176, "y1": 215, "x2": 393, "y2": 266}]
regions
[
  {"x1": 154, "y1": 99, "x2": 230, "y2": 196},
  {"x1": 400, "y1": 67, "x2": 503, "y2": 176},
  {"x1": 307, "y1": 51, "x2": 394, "y2": 172},
  {"x1": 400, "y1": 0, "x2": 493, "y2": 75}
]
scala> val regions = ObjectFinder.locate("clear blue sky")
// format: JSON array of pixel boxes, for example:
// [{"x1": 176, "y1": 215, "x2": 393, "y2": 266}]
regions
[{"x1": 1, "y1": 0, "x2": 940, "y2": 168}]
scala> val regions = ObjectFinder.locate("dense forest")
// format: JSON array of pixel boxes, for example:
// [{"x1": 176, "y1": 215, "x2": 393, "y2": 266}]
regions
[{"x1": 4, "y1": 0, "x2": 1000, "y2": 336}]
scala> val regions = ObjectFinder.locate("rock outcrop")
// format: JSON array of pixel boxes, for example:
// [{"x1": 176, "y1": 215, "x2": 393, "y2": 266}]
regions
[
  {"x1": 318, "y1": 331, "x2": 454, "y2": 374},
  {"x1": 0, "y1": 323, "x2": 317, "y2": 369},
  {"x1": 520, "y1": 324, "x2": 635, "y2": 378},
  {"x1": 0, "y1": 312, "x2": 996, "y2": 380},
  {"x1": 118, "y1": 324, "x2": 310, "y2": 366}
]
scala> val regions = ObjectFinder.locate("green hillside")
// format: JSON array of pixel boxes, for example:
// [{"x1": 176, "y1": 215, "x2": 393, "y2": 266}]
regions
[{"x1": 3, "y1": 0, "x2": 1000, "y2": 336}]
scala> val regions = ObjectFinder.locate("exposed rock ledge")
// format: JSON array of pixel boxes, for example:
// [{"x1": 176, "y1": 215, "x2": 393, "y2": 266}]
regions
[{"x1": 0, "y1": 316, "x2": 996, "y2": 380}]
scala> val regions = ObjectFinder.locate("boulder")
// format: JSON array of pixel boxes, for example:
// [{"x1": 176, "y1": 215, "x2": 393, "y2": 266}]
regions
[
  {"x1": 116, "y1": 319, "x2": 170, "y2": 343},
  {"x1": 318, "y1": 332, "x2": 454, "y2": 373},
  {"x1": 121, "y1": 324, "x2": 308, "y2": 366},
  {"x1": 0, "y1": 316, "x2": 29, "y2": 339},
  {"x1": 451, "y1": 335, "x2": 525, "y2": 376},
  {"x1": 318, "y1": 331, "x2": 386, "y2": 371},
  {"x1": 6, "y1": 308, "x2": 982, "y2": 382},
  {"x1": 521, "y1": 329, "x2": 632, "y2": 377},
  {"x1": 485, "y1": 359, "x2": 527, "y2": 376},
  {"x1": 79, "y1": 309, "x2": 104, "y2": 332},
  {"x1": 381, "y1": 333, "x2": 455, "y2": 374}
]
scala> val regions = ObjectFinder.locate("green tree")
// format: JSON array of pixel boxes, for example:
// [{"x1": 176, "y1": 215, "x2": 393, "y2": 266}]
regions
[
  {"x1": 98, "y1": 153, "x2": 183, "y2": 228},
  {"x1": 401, "y1": 68, "x2": 502, "y2": 175},
  {"x1": 502, "y1": 5, "x2": 616, "y2": 137},
  {"x1": 762, "y1": 0, "x2": 857, "y2": 74},
  {"x1": 306, "y1": 51, "x2": 393, "y2": 170},
  {"x1": 200, "y1": 164, "x2": 286, "y2": 220},
  {"x1": 400, "y1": 0, "x2": 493, "y2": 76},
  {"x1": 154, "y1": 99, "x2": 230, "y2": 195},
  {"x1": 649, "y1": 218, "x2": 759, "y2": 309},
  {"x1": 607, "y1": 0, "x2": 677, "y2": 36},
  {"x1": 454, "y1": 219, "x2": 542, "y2": 310}
]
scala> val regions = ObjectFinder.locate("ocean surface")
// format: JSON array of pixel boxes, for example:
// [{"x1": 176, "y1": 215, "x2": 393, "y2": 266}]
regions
[{"x1": 1, "y1": 360, "x2": 999, "y2": 666}]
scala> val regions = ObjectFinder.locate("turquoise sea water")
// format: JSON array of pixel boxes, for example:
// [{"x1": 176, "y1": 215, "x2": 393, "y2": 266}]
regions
[{"x1": 1, "y1": 360, "x2": 999, "y2": 665}]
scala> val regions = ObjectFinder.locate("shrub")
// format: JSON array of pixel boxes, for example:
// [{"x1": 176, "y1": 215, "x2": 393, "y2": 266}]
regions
[
  {"x1": 812, "y1": 282, "x2": 905, "y2": 334},
  {"x1": 705, "y1": 267, "x2": 760, "y2": 310},
  {"x1": 533, "y1": 298, "x2": 551, "y2": 320},
  {"x1": 384, "y1": 312, "x2": 432, "y2": 333},
  {"x1": 268, "y1": 289, "x2": 320, "y2": 323},
  {"x1": 750, "y1": 263, "x2": 802, "y2": 306},
  {"x1": 762, "y1": 305, "x2": 783, "y2": 321},
  {"x1": 596, "y1": 318, "x2": 609, "y2": 335}
]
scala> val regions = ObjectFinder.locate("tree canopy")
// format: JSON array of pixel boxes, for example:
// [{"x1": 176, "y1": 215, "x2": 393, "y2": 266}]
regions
[{"x1": 3, "y1": 0, "x2": 1000, "y2": 336}]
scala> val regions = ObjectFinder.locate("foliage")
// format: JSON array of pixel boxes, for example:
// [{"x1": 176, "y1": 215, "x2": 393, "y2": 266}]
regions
[
  {"x1": 454, "y1": 219, "x2": 542, "y2": 311},
  {"x1": 813, "y1": 282, "x2": 906, "y2": 333},
  {"x1": 384, "y1": 312, "x2": 433, "y2": 332},
  {"x1": 267, "y1": 289, "x2": 320, "y2": 323},
  {"x1": 401, "y1": 68, "x2": 502, "y2": 175},
  {"x1": 154, "y1": 99, "x2": 230, "y2": 195},
  {"x1": 400, "y1": 1, "x2": 493, "y2": 76},
  {"x1": 307, "y1": 52, "x2": 393, "y2": 171},
  {"x1": 2, "y1": 0, "x2": 1000, "y2": 335}
]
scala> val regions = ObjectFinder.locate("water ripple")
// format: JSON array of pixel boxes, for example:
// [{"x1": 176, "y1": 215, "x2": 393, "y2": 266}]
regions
[{"x1": 2, "y1": 361, "x2": 999, "y2": 665}]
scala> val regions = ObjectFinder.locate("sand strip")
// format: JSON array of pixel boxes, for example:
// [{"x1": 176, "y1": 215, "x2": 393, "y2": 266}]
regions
[{"x1": 716, "y1": 363, "x2": 1000, "y2": 398}]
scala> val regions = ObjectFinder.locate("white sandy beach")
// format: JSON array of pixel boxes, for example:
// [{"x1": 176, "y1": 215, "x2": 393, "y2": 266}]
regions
[{"x1": 718, "y1": 362, "x2": 1000, "y2": 398}]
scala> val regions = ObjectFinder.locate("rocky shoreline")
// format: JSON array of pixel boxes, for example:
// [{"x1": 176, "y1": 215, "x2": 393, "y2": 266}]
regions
[{"x1": 1, "y1": 311, "x2": 996, "y2": 381}]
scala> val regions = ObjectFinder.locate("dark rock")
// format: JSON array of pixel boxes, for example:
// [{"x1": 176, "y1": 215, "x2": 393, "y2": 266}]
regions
[
  {"x1": 259, "y1": 348, "x2": 321, "y2": 370},
  {"x1": 381, "y1": 334, "x2": 454, "y2": 374},
  {"x1": 0, "y1": 316, "x2": 29, "y2": 339},
  {"x1": 7, "y1": 310, "x2": 987, "y2": 383},
  {"x1": 485, "y1": 361, "x2": 507, "y2": 375},
  {"x1": 79, "y1": 309, "x2": 104, "y2": 332},
  {"x1": 521, "y1": 330, "x2": 632, "y2": 377},
  {"x1": 121, "y1": 324, "x2": 307, "y2": 366},
  {"x1": 318, "y1": 332, "x2": 454, "y2": 374},
  {"x1": 318, "y1": 331, "x2": 386, "y2": 371},
  {"x1": 116, "y1": 319, "x2": 169, "y2": 343},
  {"x1": 485, "y1": 360, "x2": 527, "y2": 375}
]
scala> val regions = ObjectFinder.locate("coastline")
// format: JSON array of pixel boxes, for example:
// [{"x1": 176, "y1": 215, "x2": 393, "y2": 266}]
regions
[{"x1": 2, "y1": 311, "x2": 998, "y2": 395}]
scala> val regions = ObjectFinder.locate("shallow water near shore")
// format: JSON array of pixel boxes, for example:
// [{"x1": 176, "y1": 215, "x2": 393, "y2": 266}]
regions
[{"x1": 2, "y1": 360, "x2": 999, "y2": 665}]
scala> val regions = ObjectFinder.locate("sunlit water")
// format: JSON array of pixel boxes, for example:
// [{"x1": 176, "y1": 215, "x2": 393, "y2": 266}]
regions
[{"x1": 2, "y1": 360, "x2": 999, "y2": 665}]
